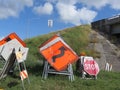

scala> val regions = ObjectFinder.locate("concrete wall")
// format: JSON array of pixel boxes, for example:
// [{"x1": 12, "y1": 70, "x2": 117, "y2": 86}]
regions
[{"x1": 111, "y1": 23, "x2": 120, "y2": 35}]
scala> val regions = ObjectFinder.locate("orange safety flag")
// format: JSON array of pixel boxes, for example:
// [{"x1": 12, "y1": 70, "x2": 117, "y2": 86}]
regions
[
  {"x1": 20, "y1": 70, "x2": 28, "y2": 81},
  {"x1": 39, "y1": 34, "x2": 78, "y2": 71}
]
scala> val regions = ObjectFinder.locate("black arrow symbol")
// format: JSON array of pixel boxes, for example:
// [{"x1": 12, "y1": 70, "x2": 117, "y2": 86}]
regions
[{"x1": 52, "y1": 46, "x2": 66, "y2": 63}]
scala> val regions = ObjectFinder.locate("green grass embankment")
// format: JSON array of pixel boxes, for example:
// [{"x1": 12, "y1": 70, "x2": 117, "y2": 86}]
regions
[{"x1": 1, "y1": 25, "x2": 120, "y2": 90}]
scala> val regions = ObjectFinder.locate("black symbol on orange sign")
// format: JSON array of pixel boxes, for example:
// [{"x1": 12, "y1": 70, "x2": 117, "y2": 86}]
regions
[{"x1": 52, "y1": 46, "x2": 66, "y2": 63}]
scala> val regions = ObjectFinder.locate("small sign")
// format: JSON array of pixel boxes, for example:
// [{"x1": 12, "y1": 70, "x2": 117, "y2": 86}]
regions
[
  {"x1": 48, "y1": 19, "x2": 53, "y2": 27},
  {"x1": 20, "y1": 70, "x2": 28, "y2": 81},
  {"x1": 83, "y1": 57, "x2": 99, "y2": 76}
]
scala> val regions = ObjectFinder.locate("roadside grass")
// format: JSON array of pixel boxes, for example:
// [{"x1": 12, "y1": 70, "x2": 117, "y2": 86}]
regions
[
  {"x1": 24, "y1": 25, "x2": 91, "y2": 61},
  {"x1": 0, "y1": 25, "x2": 120, "y2": 90},
  {"x1": 0, "y1": 62, "x2": 120, "y2": 90}
]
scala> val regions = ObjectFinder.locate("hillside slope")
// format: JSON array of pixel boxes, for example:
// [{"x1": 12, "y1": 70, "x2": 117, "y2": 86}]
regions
[
  {"x1": 25, "y1": 24, "x2": 120, "y2": 71},
  {"x1": 24, "y1": 25, "x2": 91, "y2": 62},
  {"x1": 1, "y1": 25, "x2": 120, "y2": 90}
]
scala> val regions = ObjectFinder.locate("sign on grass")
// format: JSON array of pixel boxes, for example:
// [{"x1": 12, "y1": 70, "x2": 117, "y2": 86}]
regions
[{"x1": 83, "y1": 57, "x2": 99, "y2": 76}]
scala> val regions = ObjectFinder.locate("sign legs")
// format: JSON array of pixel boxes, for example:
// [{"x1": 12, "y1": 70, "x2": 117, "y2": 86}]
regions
[{"x1": 42, "y1": 60, "x2": 74, "y2": 81}]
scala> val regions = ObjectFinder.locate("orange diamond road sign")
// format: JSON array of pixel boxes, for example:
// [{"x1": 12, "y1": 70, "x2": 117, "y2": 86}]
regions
[{"x1": 39, "y1": 34, "x2": 78, "y2": 71}]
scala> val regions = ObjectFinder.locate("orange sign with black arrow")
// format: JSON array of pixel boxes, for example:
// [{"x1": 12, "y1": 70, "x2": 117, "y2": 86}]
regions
[{"x1": 39, "y1": 34, "x2": 78, "y2": 71}]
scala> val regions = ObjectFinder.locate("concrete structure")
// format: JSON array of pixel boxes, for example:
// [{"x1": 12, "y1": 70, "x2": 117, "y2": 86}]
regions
[{"x1": 91, "y1": 15, "x2": 120, "y2": 36}]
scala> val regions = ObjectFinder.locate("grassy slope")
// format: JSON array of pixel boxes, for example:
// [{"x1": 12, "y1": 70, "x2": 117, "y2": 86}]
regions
[
  {"x1": 0, "y1": 25, "x2": 120, "y2": 90},
  {"x1": 24, "y1": 25, "x2": 91, "y2": 61}
]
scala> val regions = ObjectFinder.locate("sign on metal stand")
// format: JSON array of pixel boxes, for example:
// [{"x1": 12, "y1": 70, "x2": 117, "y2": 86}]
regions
[
  {"x1": 80, "y1": 56, "x2": 100, "y2": 79},
  {"x1": 0, "y1": 33, "x2": 30, "y2": 90},
  {"x1": 0, "y1": 47, "x2": 16, "y2": 80},
  {"x1": 39, "y1": 34, "x2": 78, "y2": 81},
  {"x1": 15, "y1": 48, "x2": 30, "y2": 90},
  {"x1": 42, "y1": 60, "x2": 74, "y2": 81}
]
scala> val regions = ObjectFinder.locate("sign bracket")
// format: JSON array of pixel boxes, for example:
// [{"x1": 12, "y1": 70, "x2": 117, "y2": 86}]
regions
[{"x1": 42, "y1": 60, "x2": 74, "y2": 81}]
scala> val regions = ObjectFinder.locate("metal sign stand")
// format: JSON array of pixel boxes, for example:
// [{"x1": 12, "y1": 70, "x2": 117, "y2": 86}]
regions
[
  {"x1": 15, "y1": 50, "x2": 30, "y2": 90},
  {"x1": 0, "y1": 48, "x2": 16, "y2": 80},
  {"x1": 0, "y1": 46, "x2": 30, "y2": 90},
  {"x1": 17, "y1": 61, "x2": 30, "y2": 90},
  {"x1": 80, "y1": 56, "x2": 98, "y2": 79},
  {"x1": 0, "y1": 46, "x2": 5, "y2": 79},
  {"x1": 81, "y1": 71, "x2": 97, "y2": 79},
  {"x1": 42, "y1": 60, "x2": 74, "y2": 81}
]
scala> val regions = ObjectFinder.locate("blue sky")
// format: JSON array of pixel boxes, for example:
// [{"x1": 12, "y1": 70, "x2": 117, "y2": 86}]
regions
[{"x1": 0, "y1": 0, "x2": 120, "y2": 40}]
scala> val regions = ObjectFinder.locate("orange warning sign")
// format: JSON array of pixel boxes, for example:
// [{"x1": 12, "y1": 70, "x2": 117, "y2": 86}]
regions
[
  {"x1": 0, "y1": 33, "x2": 26, "y2": 47},
  {"x1": 39, "y1": 34, "x2": 78, "y2": 71}
]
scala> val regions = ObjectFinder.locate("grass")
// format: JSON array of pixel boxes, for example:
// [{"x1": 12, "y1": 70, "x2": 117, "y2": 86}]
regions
[
  {"x1": 0, "y1": 25, "x2": 120, "y2": 90},
  {"x1": 0, "y1": 64, "x2": 120, "y2": 90},
  {"x1": 24, "y1": 25, "x2": 91, "y2": 61}
]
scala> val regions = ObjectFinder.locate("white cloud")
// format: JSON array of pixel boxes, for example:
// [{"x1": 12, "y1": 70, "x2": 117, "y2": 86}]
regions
[
  {"x1": 57, "y1": 0, "x2": 77, "y2": 5},
  {"x1": 47, "y1": 0, "x2": 57, "y2": 3},
  {"x1": 48, "y1": 0, "x2": 120, "y2": 10},
  {"x1": 79, "y1": 7, "x2": 97, "y2": 24},
  {"x1": 0, "y1": 0, "x2": 33, "y2": 19},
  {"x1": 1, "y1": 0, "x2": 119, "y2": 26},
  {"x1": 78, "y1": 0, "x2": 108, "y2": 9},
  {"x1": 33, "y1": 2, "x2": 53, "y2": 15},
  {"x1": 56, "y1": 2, "x2": 97, "y2": 25},
  {"x1": 78, "y1": 0, "x2": 120, "y2": 10},
  {"x1": 47, "y1": 0, "x2": 77, "y2": 5},
  {"x1": 56, "y1": 3, "x2": 80, "y2": 25},
  {"x1": 49, "y1": 0, "x2": 108, "y2": 9},
  {"x1": 55, "y1": 0, "x2": 120, "y2": 25},
  {"x1": 109, "y1": 0, "x2": 120, "y2": 10}
]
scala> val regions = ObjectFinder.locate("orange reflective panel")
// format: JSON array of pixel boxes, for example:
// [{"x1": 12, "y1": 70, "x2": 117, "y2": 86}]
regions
[
  {"x1": 39, "y1": 34, "x2": 78, "y2": 71},
  {"x1": 0, "y1": 33, "x2": 26, "y2": 47}
]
